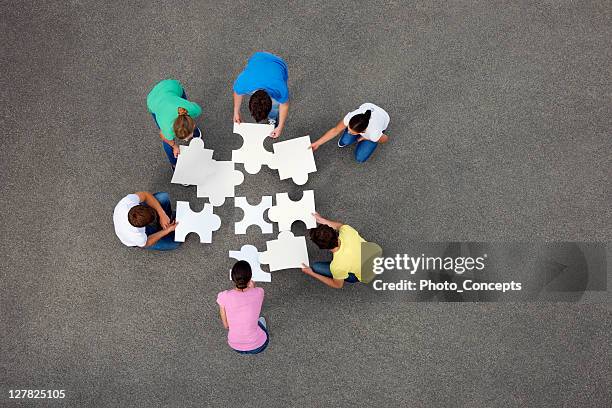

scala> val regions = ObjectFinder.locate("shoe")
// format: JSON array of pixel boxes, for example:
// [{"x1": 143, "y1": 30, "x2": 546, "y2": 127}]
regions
[
  {"x1": 258, "y1": 316, "x2": 268, "y2": 332},
  {"x1": 338, "y1": 139, "x2": 350, "y2": 148}
]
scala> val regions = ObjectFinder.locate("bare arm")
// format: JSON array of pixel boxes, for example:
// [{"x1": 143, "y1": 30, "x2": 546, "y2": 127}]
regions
[
  {"x1": 219, "y1": 305, "x2": 229, "y2": 329},
  {"x1": 159, "y1": 132, "x2": 180, "y2": 158},
  {"x1": 311, "y1": 119, "x2": 346, "y2": 150},
  {"x1": 233, "y1": 92, "x2": 243, "y2": 123},
  {"x1": 135, "y1": 191, "x2": 170, "y2": 228},
  {"x1": 301, "y1": 264, "x2": 344, "y2": 289},
  {"x1": 144, "y1": 221, "x2": 176, "y2": 247},
  {"x1": 277, "y1": 102, "x2": 289, "y2": 130},
  {"x1": 313, "y1": 212, "x2": 343, "y2": 230}
]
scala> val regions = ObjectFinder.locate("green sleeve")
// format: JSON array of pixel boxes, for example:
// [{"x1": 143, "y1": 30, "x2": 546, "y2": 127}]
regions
[
  {"x1": 161, "y1": 123, "x2": 175, "y2": 141},
  {"x1": 187, "y1": 101, "x2": 202, "y2": 118}
]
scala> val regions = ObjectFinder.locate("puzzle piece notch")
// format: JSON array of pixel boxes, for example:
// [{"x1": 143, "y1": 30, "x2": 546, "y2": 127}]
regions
[
  {"x1": 272, "y1": 135, "x2": 317, "y2": 185},
  {"x1": 259, "y1": 231, "x2": 309, "y2": 271},
  {"x1": 268, "y1": 190, "x2": 316, "y2": 232},
  {"x1": 234, "y1": 196, "x2": 273, "y2": 235},
  {"x1": 228, "y1": 244, "x2": 271, "y2": 283},
  {"x1": 196, "y1": 160, "x2": 244, "y2": 206},
  {"x1": 171, "y1": 138, "x2": 215, "y2": 186},
  {"x1": 231, "y1": 123, "x2": 277, "y2": 174},
  {"x1": 174, "y1": 201, "x2": 221, "y2": 243}
]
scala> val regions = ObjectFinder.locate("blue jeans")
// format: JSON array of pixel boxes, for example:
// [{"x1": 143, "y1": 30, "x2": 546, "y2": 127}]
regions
[
  {"x1": 151, "y1": 90, "x2": 201, "y2": 167},
  {"x1": 143, "y1": 192, "x2": 181, "y2": 251},
  {"x1": 311, "y1": 261, "x2": 360, "y2": 283},
  {"x1": 234, "y1": 321, "x2": 269, "y2": 355},
  {"x1": 338, "y1": 129, "x2": 378, "y2": 163}
]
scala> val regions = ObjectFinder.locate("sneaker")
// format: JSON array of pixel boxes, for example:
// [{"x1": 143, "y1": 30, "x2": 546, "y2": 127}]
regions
[
  {"x1": 258, "y1": 316, "x2": 268, "y2": 331},
  {"x1": 338, "y1": 138, "x2": 350, "y2": 148}
]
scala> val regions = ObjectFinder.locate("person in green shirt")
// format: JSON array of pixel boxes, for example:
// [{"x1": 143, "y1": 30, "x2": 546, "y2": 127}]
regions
[
  {"x1": 146, "y1": 79, "x2": 202, "y2": 168},
  {"x1": 301, "y1": 213, "x2": 370, "y2": 289}
]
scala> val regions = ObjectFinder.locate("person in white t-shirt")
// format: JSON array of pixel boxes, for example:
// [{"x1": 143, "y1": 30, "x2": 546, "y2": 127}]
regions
[
  {"x1": 113, "y1": 191, "x2": 180, "y2": 250},
  {"x1": 310, "y1": 102, "x2": 390, "y2": 163}
]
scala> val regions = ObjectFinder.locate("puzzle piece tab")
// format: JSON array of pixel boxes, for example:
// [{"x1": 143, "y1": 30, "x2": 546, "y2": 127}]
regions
[
  {"x1": 174, "y1": 201, "x2": 221, "y2": 243},
  {"x1": 231, "y1": 123, "x2": 277, "y2": 174},
  {"x1": 259, "y1": 231, "x2": 309, "y2": 271},
  {"x1": 171, "y1": 138, "x2": 215, "y2": 186},
  {"x1": 268, "y1": 190, "x2": 316, "y2": 232},
  {"x1": 272, "y1": 135, "x2": 317, "y2": 185},
  {"x1": 195, "y1": 160, "x2": 244, "y2": 206},
  {"x1": 229, "y1": 244, "x2": 271, "y2": 282},
  {"x1": 234, "y1": 196, "x2": 273, "y2": 234}
]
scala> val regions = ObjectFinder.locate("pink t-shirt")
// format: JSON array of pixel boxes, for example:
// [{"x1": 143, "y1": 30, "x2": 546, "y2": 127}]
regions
[{"x1": 216, "y1": 287, "x2": 267, "y2": 351}]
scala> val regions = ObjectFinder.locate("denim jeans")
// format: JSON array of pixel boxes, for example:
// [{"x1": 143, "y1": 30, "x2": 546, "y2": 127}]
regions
[
  {"x1": 338, "y1": 129, "x2": 378, "y2": 163},
  {"x1": 143, "y1": 192, "x2": 181, "y2": 251},
  {"x1": 234, "y1": 321, "x2": 269, "y2": 355},
  {"x1": 151, "y1": 90, "x2": 201, "y2": 167},
  {"x1": 311, "y1": 261, "x2": 360, "y2": 283}
]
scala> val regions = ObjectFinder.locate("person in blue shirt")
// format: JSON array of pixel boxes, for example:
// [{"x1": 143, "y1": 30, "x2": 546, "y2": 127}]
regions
[{"x1": 233, "y1": 52, "x2": 290, "y2": 139}]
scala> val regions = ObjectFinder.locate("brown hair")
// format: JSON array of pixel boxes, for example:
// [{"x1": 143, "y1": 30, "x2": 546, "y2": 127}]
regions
[
  {"x1": 173, "y1": 107, "x2": 196, "y2": 140},
  {"x1": 309, "y1": 225, "x2": 339, "y2": 250},
  {"x1": 249, "y1": 90, "x2": 272, "y2": 122},
  {"x1": 231, "y1": 261, "x2": 252, "y2": 290},
  {"x1": 128, "y1": 205, "x2": 156, "y2": 227}
]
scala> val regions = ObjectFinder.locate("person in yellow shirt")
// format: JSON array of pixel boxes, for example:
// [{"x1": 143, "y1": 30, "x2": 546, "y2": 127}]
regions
[{"x1": 301, "y1": 213, "x2": 370, "y2": 289}]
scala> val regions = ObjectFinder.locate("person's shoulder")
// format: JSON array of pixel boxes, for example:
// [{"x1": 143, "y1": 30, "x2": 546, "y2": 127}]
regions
[
  {"x1": 340, "y1": 224, "x2": 357, "y2": 233},
  {"x1": 115, "y1": 194, "x2": 139, "y2": 210},
  {"x1": 217, "y1": 289, "x2": 231, "y2": 303},
  {"x1": 340, "y1": 224, "x2": 361, "y2": 239},
  {"x1": 253, "y1": 287, "x2": 264, "y2": 296}
]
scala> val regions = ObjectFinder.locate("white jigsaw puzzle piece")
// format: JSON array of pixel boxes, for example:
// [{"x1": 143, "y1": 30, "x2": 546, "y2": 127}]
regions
[
  {"x1": 171, "y1": 138, "x2": 215, "y2": 186},
  {"x1": 195, "y1": 160, "x2": 244, "y2": 206},
  {"x1": 268, "y1": 190, "x2": 316, "y2": 232},
  {"x1": 272, "y1": 135, "x2": 317, "y2": 185},
  {"x1": 228, "y1": 244, "x2": 271, "y2": 283},
  {"x1": 174, "y1": 201, "x2": 221, "y2": 243},
  {"x1": 234, "y1": 196, "x2": 273, "y2": 234},
  {"x1": 259, "y1": 231, "x2": 309, "y2": 271},
  {"x1": 231, "y1": 123, "x2": 277, "y2": 174}
]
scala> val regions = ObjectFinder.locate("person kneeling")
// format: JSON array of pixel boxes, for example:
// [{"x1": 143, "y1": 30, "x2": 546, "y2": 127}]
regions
[
  {"x1": 113, "y1": 191, "x2": 180, "y2": 251},
  {"x1": 217, "y1": 261, "x2": 269, "y2": 354},
  {"x1": 301, "y1": 213, "x2": 375, "y2": 288}
]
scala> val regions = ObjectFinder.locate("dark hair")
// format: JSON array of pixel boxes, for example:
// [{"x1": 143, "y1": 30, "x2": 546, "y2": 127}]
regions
[
  {"x1": 249, "y1": 90, "x2": 272, "y2": 122},
  {"x1": 231, "y1": 260, "x2": 252, "y2": 290},
  {"x1": 348, "y1": 109, "x2": 372, "y2": 133},
  {"x1": 173, "y1": 107, "x2": 196, "y2": 139},
  {"x1": 128, "y1": 205, "x2": 156, "y2": 227},
  {"x1": 309, "y1": 225, "x2": 339, "y2": 250}
]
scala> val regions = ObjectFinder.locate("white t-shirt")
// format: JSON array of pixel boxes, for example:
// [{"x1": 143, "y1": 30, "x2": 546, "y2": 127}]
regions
[
  {"x1": 113, "y1": 194, "x2": 147, "y2": 247},
  {"x1": 343, "y1": 102, "x2": 390, "y2": 142}
]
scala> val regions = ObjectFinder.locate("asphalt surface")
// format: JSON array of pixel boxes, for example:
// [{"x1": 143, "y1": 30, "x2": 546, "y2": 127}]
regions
[{"x1": 1, "y1": 1, "x2": 610, "y2": 407}]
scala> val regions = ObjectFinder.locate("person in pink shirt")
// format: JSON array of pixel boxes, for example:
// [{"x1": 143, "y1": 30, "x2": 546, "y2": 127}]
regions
[{"x1": 217, "y1": 261, "x2": 269, "y2": 354}]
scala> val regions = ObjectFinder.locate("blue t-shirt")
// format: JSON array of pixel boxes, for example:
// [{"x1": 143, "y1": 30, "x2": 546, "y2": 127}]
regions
[{"x1": 233, "y1": 52, "x2": 289, "y2": 103}]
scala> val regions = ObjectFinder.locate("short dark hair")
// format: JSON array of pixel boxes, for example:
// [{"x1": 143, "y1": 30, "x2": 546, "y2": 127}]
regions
[
  {"x1": 128, "y1": 205, "x2": 155, "y2": 227},
  {"x1": 249, "y1": 90, "x2": 272, "y2": 122},
  {"x1": 348, "y1": 109, "x2": 372, "y2": 133},
  {"x1": 309, "y1": 225, "x2": 339, "y2": 250},
  {"x1": 231, "y1": 260, "x2": 252, "y2": 289}
]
